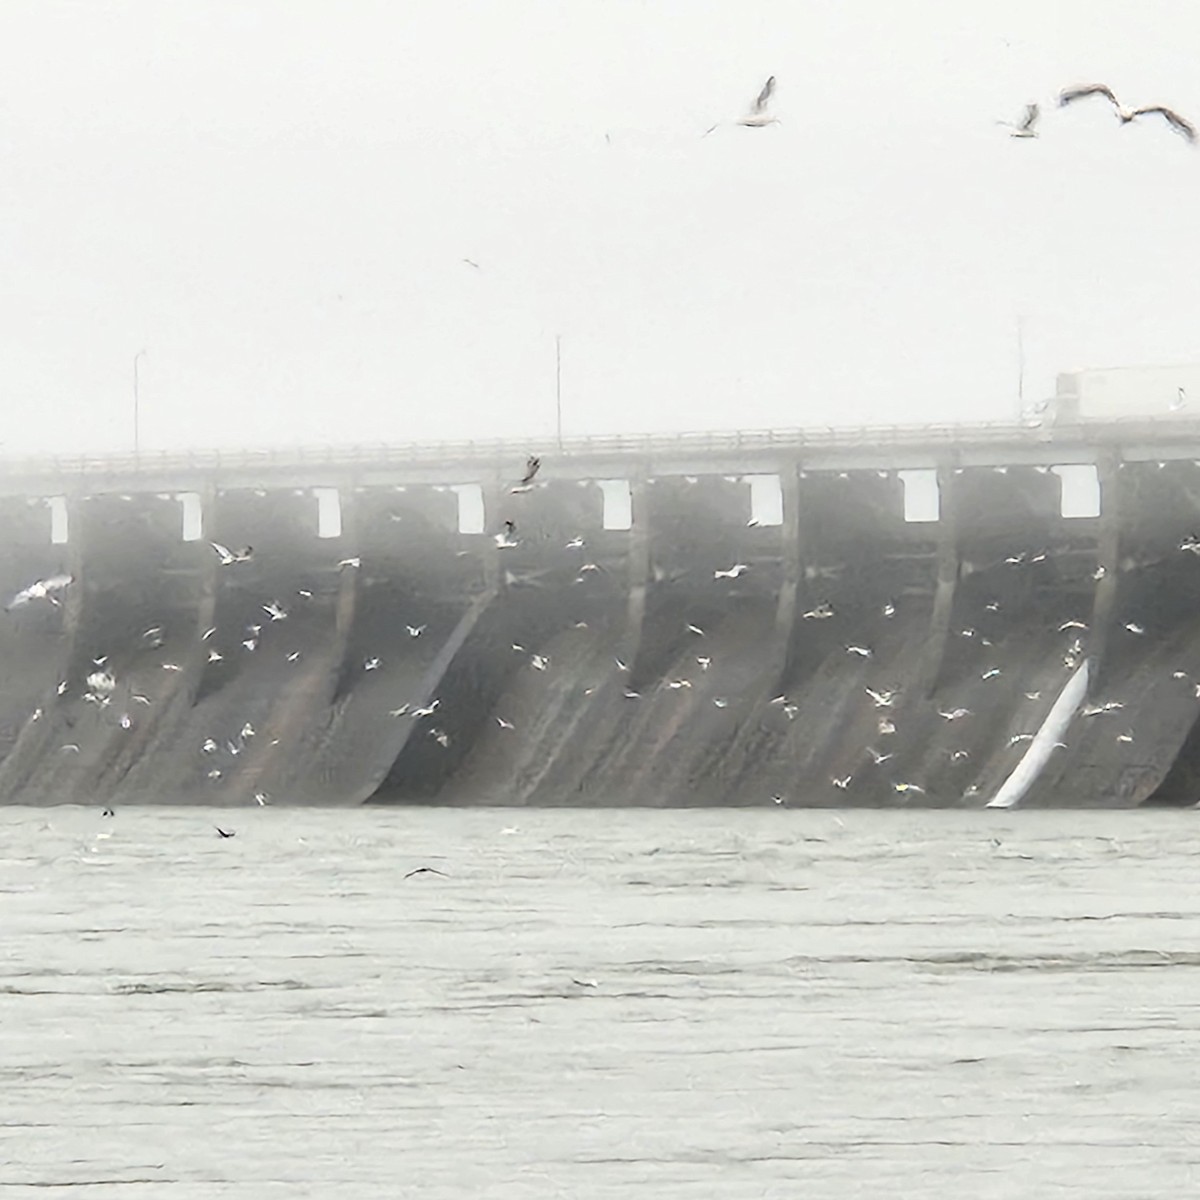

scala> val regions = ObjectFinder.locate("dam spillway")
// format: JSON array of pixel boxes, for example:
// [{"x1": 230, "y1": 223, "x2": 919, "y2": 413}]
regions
[{"x1": 3, "y1": 419, "x2": 1200, "y2": 808}]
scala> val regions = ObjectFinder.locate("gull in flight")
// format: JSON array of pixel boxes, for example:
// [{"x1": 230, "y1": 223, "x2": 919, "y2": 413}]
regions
[
  {"x1": 714, "y1": 564, "x2": 750, "y2": 579},
  {"x1": 802, "y1": 603, "x2": 835, "y2": 620},
  {"x1": 496, "y1": 716, "x2": 515, "y2": 729},
  {"x1": 210, "y1": 542, "x2": 253, "y2": 565},
  {"x1": 865, "y1": 687, "x2": 895, "y2": 708},
  {"x1": 207, "y1": 649, "x2": 223, "y2": 663},
  {"x1": 406, "y1": 624, "x2": 426, "y2": 638},
  {"x1": 1124, "y1": 622, "x2": 1146, "y2": 635},
  {"x1": 893, "y1": 782, "x2": 925, "y2": 795},
  {"x1": 338, "y1": 557, "x2": 361, "y2": 570},
  {"x1": 845, "y1": 645, "x2": 873, "y2": 658},
  {"x1": 702, "y1": 76, "x2": 779, "y2": 136},
  {"x1": 739, "y1": 75, "x2": 779, "y2": 127},
  {"x1": 831, "y1": 775, "x2": 851, "y2": 790},
  {"x1": 262, "y1": 601, "x2": 288, "y2": 622},
  {"x1": 87, "y1": 669, "x2": 116, "y2": 694},
  {"x1": 938, "y1": 707, "x2": 972, "y2": 721},
  {"x1": 404, "y1": 866, "x2": 448, "y2": 879},
  {"x1": 1058, "y1": 84, "x2": 1196, "y2": 142},
  {"x1": 5, "y1": 573, "x2": 72, "y2": 610},
  {"x1": 364, "y1": 656, "x2": 381, "y2": 671},
  {"x1": 997, "y1": 103, "x2": 1039, "y2": 138},
  {"x1": 518, "y1": 456, "x2": 541, "y2": 486},
  {"x1": 867, "y1": 747, "x2": 893, "y2": 765},
  {"x1": 530, "y1": 654, "x2": 549, "y2": 671},
  {"x1": 686, "y1": 623, "x2": 705, "y2": 637},
  {"x1": 1058, "y1": 619, "x2": 1088, "y2": 631},
  {"x1": 1171, "y1": 387, "x2": 1187, "y2": 412}
]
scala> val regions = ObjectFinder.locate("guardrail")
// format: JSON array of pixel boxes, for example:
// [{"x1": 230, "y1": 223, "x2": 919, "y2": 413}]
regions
[{"x1": 2, "y1": 417, "x2": 1199, "y2": 480}]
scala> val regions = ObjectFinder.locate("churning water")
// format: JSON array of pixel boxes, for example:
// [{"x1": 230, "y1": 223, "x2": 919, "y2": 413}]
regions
[{"x1": 2, "y1": 805, "x2": 1199, "y2": 1198}]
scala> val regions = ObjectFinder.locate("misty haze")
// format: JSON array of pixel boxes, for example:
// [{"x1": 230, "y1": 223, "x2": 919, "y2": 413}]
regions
[{"x1": 4, "y1": 3, "x2": 1200, "y2": 1197}]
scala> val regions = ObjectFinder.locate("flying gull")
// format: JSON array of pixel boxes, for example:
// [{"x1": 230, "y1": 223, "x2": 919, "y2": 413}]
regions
[
  {"x1": 998, "y1": 103, "x2": 1039, "y2": 138},
  {"x1": 5, "y1": 573, "x2": 72, "y2": 611},
  {"x1": 210, "y1": 542, "x2": 253, "y2": 565},
  {"x1": 1058, "y1": 84, "x2": 1196, "y2": 142},
  {"x1": 938, "y1": 707, "x2": 972, "y2": 721},
  {"x1": 738, "y1": 76, "x2": 779, "y2": 128},
  {"x1": 519, "y1": 456, "x2": 541, "y2": 486}
]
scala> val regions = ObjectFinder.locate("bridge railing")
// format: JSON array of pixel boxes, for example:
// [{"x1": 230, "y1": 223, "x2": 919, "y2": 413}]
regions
[{"x1": 2, "y1": 416, "x2": 1199, "y2": 480}]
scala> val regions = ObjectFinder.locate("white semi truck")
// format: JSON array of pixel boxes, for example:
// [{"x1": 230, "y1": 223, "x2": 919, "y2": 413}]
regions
[{"x1": 1048, "y1": 365, "x2": 1200, "y2": 424}]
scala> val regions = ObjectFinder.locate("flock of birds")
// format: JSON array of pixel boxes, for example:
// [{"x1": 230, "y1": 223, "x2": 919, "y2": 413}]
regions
[
  {"x1": 7, "y1": 449, "x2": 1200, "y2": 818},
  {"x1": 698, "y1": 74, "x2": 1195, "y2": 145},
  {"x1": 1000, "y1": 83, "x2": 1196, "y2": 143}
]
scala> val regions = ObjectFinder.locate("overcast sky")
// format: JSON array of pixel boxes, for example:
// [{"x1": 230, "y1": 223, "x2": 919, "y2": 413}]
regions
[{"x1": 2, "y1": 0, "x2": 1200, "y2": 454}]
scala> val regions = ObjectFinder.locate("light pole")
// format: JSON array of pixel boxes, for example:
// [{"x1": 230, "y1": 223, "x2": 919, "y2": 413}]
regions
[
  {"x1": 555, "y1": 334, "x2": 563, "y2": 452},
  {"x1": 133, "y1": 349, "x2": 147, "y2": 455},
  {"x1": 1016, "y1": 316, "x2": 1026, "y2": 411}
]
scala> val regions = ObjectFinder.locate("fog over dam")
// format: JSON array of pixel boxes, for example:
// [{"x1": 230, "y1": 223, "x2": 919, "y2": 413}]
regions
[{"x1": 4, "y1": 419, "x2": 1200, "y2": 810}]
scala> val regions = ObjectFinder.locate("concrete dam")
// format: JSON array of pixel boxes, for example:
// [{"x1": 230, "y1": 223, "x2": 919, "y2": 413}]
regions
[{"x1": 3, "y1": 419, "x2": 1200, "y2": 809}]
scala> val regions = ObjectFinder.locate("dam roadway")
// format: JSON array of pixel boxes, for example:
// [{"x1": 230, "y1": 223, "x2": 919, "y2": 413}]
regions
[{"x1": 4, "y1": 416, "x2": 1200, "y2": 809}]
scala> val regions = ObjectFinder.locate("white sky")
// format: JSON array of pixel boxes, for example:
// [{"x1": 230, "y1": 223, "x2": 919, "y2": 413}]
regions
[{"x1": 3, "y1": 0, "x2": 1200, "y2": 453}]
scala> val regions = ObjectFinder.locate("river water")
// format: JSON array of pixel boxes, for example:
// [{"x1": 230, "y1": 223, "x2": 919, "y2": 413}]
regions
[{"x1": 2, "y1": 806, "x2": 1198, "y2": 1198}]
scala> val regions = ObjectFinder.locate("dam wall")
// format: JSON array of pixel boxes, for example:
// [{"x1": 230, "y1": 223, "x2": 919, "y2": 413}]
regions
[{"x1": 2, "y1": 420, "x2": 1200, "y2": 807}]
